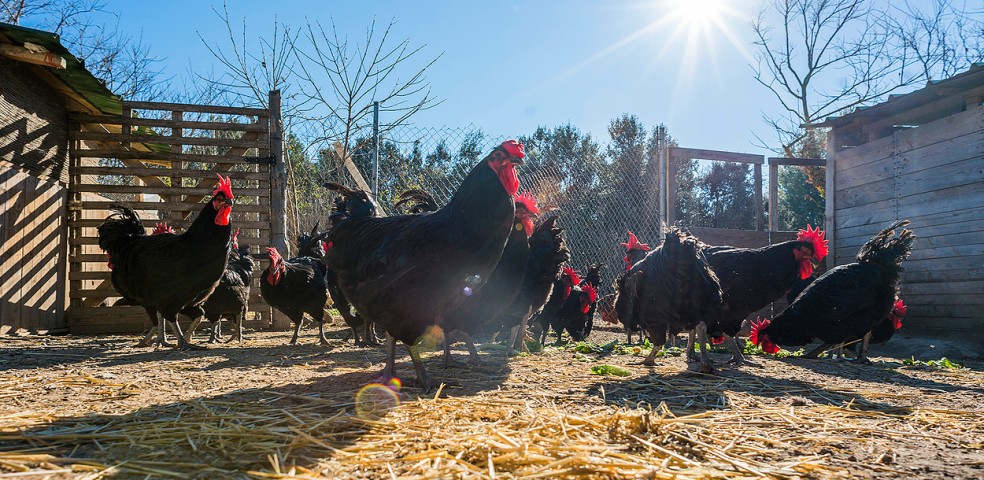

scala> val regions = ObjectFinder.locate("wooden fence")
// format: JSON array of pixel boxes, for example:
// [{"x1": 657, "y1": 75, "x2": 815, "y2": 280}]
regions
[{"x1": 66, "y1": 95, "x2": 287, "y2": 334}]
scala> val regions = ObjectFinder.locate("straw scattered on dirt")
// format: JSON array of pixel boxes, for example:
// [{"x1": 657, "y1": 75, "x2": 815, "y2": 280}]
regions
[{"x1": 0, "y1": 327, "x2": 981, "y2": 479}]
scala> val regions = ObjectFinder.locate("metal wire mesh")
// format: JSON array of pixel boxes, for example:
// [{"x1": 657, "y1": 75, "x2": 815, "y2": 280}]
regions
[{"x1": 295, "y1": 124, "x2": 668, "y2": 294}]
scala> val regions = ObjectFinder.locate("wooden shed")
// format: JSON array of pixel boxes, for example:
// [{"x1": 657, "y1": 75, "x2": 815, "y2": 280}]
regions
[
  {"x1": 819, "y1": 64, "x2": 984, "y2": 335},
  {"x1": 1, "y1": 23, "x2": 288, "y2": 335},
  {"x1": 0, "y1": 23, "x2": 116, "y2": 334}
]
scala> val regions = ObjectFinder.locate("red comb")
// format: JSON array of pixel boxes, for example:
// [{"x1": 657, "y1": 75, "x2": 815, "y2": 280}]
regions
[
  {"x1": 749, "y1": 317, "x2": 779, "y2": 354},
  {"x1": 583, "y1": 283, "x2": 598, "y2": 303},
  {"x1": 266, "y1": 247, "x2": 281, "y2": 263},
  {"x1": 579, "y1": 284, "x2": 598, "y2": 313},
  {"x1": 620, "y1": 230, "x2": 651, "y2": 251},
  {"x1": 563, "y1": 266, "x2": 581, "y2": 285},
  {"x1": 152, "y1": 222, "x2": 174, "y2": 235},
  {"x1": 232, "y1": 228, "x2": 240, "y2": 248},
  {"x1": 891, "y1": 298, "x2": 907, "y2": 329},
  {"x1": 500, "y1": 140, "x2": 525, "y2": 159},
  {"x1": 797, "y1": 224, "x2": 828, "y2": 261},
  {"x1": 213, "y1": 174, "x2": 235, "y2": 200},
  {"x1": 514, "y1": 191, "x2": 540, "y2": 214},
  {"x1": 711, "y1": 335, "x2": 725, "y2": 345}
]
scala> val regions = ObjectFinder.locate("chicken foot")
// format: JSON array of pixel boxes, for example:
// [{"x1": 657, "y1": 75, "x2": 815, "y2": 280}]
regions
[
  {"x1": 724, "y1": 335, "x2": 761, "y2": 367},
  {"x1": 804, "y1": 343, "x2": 834, "y2": 359},
  {"x1": 850, "y1": 332, "x2": 873, "y2": 364},
  {"x1": 694, "y1": 321, "x2": 715, "y2": 374},
  {"x1": 407, "y1": 343, "x2": 434, "y2": 392}
]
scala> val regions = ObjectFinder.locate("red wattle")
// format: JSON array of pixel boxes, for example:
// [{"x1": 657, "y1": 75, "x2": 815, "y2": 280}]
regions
[
  {"x1": 799, "y1": 260, "x2": 813, "y2": 279},
  {"x1": 499, "y1": 164, "x2": 519, "y2": 196},
  {"x1": 521, "y1": 218, "x2": 534, "y2": 236},
  {"x1": 215, "y1": 205, "x2": 232, "y2": 226}
]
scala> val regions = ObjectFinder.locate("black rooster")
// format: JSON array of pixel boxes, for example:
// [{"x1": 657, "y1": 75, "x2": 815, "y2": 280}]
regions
[
  {"x1": 702, "y1": 225, "x2": 828, "y2": 365},
  {"x1": 98, "y1": 175, "x2": 235, "y2": 350},
  {"x1": 183, "y1": 236, "x2": 255, "y2": 344},
  {"x1": 615, "y1": 228, "x2": 723, "y2": 371},
  {"x1": 260, "y1": 247, "x2": 333, "y2": 345},
  {"x1": 324, "y1": 140, "x2": 526, "y2": 390},
  {"x1": 751, "y1": 220, "x2": 915, "y2": 363},
  {"x1": 496, "y1": 215, "x2": 571, "y2": 356},
  {"x1": 322, "y1": 183, "x2": 381, "y2": 346}
]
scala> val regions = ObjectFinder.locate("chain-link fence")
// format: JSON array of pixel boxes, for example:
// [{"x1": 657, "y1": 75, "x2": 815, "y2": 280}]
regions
[{"x1": 292, "y1": 124, "x2": 668, "y2": 296}]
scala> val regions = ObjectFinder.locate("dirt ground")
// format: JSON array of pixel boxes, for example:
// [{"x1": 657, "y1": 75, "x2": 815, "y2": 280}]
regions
[{"x1": 0, "y1": 323, "x2": 981, "y2": 479}]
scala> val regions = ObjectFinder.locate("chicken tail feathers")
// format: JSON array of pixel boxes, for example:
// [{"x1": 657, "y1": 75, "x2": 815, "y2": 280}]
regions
[
  {"x1": 857, "y1": 220, "x2": 915, "y2": 270},
  {"x1": 395, "y1": 189, "x2": 439, "y2": 214},
  {"x1": 97, "y1": 204, "x2": 146, "y2": 253}
]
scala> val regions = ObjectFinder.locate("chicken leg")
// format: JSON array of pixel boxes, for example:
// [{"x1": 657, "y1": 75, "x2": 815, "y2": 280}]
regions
[
  {"x1": 850, "y1": 332, "x2": 873, "y2": 364},
  {"x1": 694, "y1": 321, "x2": 715, "y2": 374}
]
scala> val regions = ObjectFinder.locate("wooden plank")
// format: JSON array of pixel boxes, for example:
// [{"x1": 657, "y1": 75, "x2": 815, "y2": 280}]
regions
[
  {"x1": 73, "y1": 166, "x2": 270, "y2": 181},
  {"x1": 902, "y1": 280, "x2": 984, "y2": 296},
  {"x1": 71, "y1": 184, "x2": 269, "y2": 197},
  {"x1": 767, "y1": 157, "x2": 825, "y2": 167},
  {"x1": 69, "y1": 113, "x2": 269, "y2": 132},
  {"x1": 71, "y1": 233, "x2": 273, "y2": 246},
  {"x1": 836, "y1": 129, "x2": 982, "y2": 190},
  {"x1": 860, "y1": 85, "x2": 984, "y2": 139},
  {"x1": 69, "y1": 218, "x2": 273, "y2": 229},
  {"x1": 80, "y1": 201, "x2": 271, "y2": 213},
  {"x1": 836, "y1": 208, "x2": 981, "y2": 241},
  {"x1": 74, "y1": 149, "x2": 272, "y2": 165},
  {"x1": 670, "y1": 147, "x2": 764, "y2": 164},
  {"x1": 123, "y1": 100, "x2": 269, "y2": 116},
  {"x1": 835, "y1": 180, "x2": 984, "y2": 229},
  {"x1": 768, "y1": 163, "x2": 779, "y2": 231},
  {"x1": 70, "y1": 130, "x2": 268, "y2": 149}
]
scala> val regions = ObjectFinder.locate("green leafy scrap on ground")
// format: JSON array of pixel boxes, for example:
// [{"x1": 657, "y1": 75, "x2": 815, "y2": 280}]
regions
[
  {"x1": 902, "y1": 356, "x2": 965, "y2": 369},
  {"x1": 590, "y1": 364, "x2": 632, "y2": 376}
]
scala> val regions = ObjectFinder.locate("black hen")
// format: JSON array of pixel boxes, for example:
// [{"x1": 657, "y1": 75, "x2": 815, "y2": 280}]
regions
[
  {"x1": 496, "y1": 215, "x2": 571, "y2": 356},
  {"x1": 324, "y1": 140, "x2": 525, "y2": 390},
  {"x1": 702, "y1": 225, "x2": 828, "y2": 365},
  {"x1": 540, "y1": 263, "x2": 604, "y2": 344},
  {"x1": 322, "y1": 183, "x2": 382, "y2": 346},
  {"x1": 97, "y1": 176, "x2": 235, "y2": 350},
  {"x1": 182, "y1": 238, "x2": 255, "y2": 344},
  {"x1": 614, "y1": 228, "x2": 723, "y2": 371},
  {"x1": 613, "y1": 231, "x2": 652, "y2": 343},
  {"x1": 751, "y1": 220, "x2": 915, "y2": 363},
  {"x1": 260, "y1": 247, "x2": 333, "y2": 345}
]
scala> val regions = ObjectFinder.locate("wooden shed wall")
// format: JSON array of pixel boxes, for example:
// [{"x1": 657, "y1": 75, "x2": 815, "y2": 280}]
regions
[
  {"x1": 0, "y1": 55, "x2": 72, "y2": 334},
  {"x1": 829, "y1": 103, "x2": 984, "y2": 333},
  {"x1": 0, "y1": 160, "x2": 67, "y2": 333}
]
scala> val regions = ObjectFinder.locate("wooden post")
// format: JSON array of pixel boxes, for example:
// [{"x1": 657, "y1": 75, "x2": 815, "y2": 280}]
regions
[
  {"x1": 269, "y1": 90, "x2": 291, "y2": 331},
  {"x1": 768, "y1": 161, "x2": 779, "y2": 232},
  {"x1": 169, "y1": 110, "x2": 183, "y2": 220},
  {"x1": 825, "y1": 131, "x2": 837, "y2": 265},
  {"x1": 754, "y1": 163, "x2": 763, "y2": 231},
  {"x1": 666, "y1": 151, "x2": 677, "y2": 226}
]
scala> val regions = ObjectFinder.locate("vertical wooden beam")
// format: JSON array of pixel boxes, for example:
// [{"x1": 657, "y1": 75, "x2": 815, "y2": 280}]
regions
[
  {"x1": 269, "y1": 90, "x2": 291, "y2": 331},
  {"x1": 768, "y1": 161, "x2": 779, "y2": 232},
  {"x1": 666, "y1": 153, "x2": 677, "y2": 226},
  {"x1": 754, "y1": 163, "x2": 763, "y2": 231},
  {"x1": 269, "y1": 90, "x2": 289, "y2": 258},
  {"x1": 824, "y1": 130, "x2": 837, "y2": 265},
  {"x1": 170, "y1": 110, "x2": 184, "y2": 222}
]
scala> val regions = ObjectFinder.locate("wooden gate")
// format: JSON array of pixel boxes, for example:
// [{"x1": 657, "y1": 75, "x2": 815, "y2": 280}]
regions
[{"x1": 66, "y1": 97, "x2": 286, "y2": 334}]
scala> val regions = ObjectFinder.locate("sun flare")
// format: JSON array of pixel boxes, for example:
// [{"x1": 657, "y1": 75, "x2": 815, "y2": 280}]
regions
[{"x1": 667, "y1": 0, "x2": 727, "y2": 27}]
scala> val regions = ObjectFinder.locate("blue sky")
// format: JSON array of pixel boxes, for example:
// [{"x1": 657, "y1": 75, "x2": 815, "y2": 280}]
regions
[{"x1": 102, "y1": 0, "x2": 805, "y2": 156}]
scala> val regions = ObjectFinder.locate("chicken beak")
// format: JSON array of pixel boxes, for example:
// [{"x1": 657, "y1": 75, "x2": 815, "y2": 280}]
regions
[{"x1": 511, "y1": 156, "x2": 525, "y2": 166}]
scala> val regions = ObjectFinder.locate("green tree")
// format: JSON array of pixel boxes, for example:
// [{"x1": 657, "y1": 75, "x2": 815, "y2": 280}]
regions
[{"x1": 700, "y1": 162, "x2": 756, "y2": 229}]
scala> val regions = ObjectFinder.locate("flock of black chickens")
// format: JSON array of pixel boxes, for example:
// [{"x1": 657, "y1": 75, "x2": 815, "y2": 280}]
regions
[{"x1": 98, "y1": 141, "x2": 915, "y2": 390}]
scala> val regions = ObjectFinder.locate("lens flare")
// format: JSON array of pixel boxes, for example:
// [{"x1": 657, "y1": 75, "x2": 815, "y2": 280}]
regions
[
  {"x1": 463, "y1": 286, "x2": 473, "y2": 296},
  {"x1": 355, "y1": 381, "x2": 401, "y2": 420}
]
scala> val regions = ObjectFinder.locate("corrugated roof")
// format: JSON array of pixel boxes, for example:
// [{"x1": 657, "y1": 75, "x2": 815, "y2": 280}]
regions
[
  {"x1": 814, "y1": 63, "x2": 984, "y2": 129},
  {"x1": 0, "y1": 22, "x2": 123, "y2": 115}
]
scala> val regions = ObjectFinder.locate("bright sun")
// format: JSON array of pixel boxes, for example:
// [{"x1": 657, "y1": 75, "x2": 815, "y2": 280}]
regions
[{"x1": 667, "y1": 0, "x2": 727, "y2": 27}]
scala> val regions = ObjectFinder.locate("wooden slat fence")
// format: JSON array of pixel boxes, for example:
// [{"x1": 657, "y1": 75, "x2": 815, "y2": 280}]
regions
[{"x1": 66, "y1": 98, "x2": 284, "y2": 334}]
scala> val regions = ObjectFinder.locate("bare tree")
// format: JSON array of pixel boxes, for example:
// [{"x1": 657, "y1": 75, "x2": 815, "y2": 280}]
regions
[
  {"x1": 752, "y1": 0, "x2": 983, "y2": 156},
  {"x1": 197, "y1": 2, "x2": 298, "y2": 113},
  {"x1": 882, "y1": 0, "x2": 984, "y2": 83},
  {"x1": 751, "y1": 0, "x2": 909, "y2": 155},
  {"x1": 294, "y1": 17, "x2": 442, "y2": 161},
  {"x1": 2, "y1": 0, "x2": 166, "y2": 100}
]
